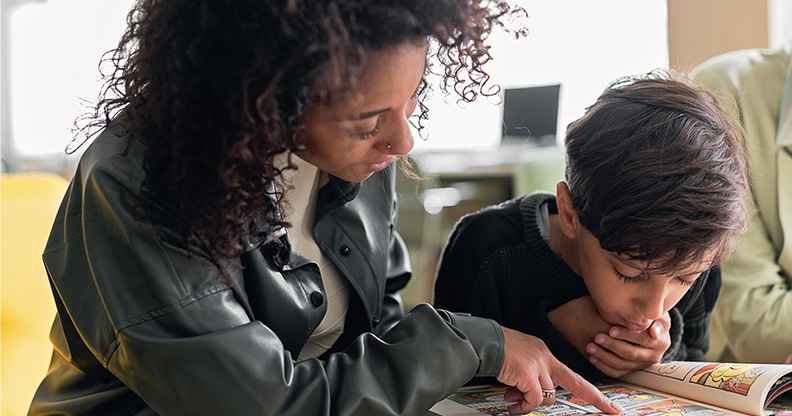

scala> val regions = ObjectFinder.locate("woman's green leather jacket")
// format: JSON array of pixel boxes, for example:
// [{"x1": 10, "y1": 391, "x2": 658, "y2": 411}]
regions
[{"x1": 28, "y1": 126, "x2": 505, "y2": 416}]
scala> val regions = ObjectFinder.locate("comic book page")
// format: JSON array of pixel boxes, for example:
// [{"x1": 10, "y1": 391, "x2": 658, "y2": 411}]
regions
[
  {"x1": 619, "y1": 362, "x2": 792, "y2": 415},
  {"x1": 426, "y1": 383, "x2": 745, "y2": 416}
]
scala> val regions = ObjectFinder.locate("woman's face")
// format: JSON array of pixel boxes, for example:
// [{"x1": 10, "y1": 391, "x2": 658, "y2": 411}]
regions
[{"x1": 295, "y1": 42, "x2": 426, "y2": 183}]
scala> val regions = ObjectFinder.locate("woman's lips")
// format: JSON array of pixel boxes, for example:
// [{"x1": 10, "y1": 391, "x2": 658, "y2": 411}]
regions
[{"x1": 368, "y1": 157, "x2": 394, "y2": 172}]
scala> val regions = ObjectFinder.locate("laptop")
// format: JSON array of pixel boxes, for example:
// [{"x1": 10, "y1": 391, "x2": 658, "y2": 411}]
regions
[{"x1": 501, "y1": 84, "x2": 561, "y2": 147}]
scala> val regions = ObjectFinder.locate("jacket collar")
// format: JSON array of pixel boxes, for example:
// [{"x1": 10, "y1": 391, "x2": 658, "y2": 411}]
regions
[{"x1": 326, "y1": 175, "x2": 361, "y2": 202}]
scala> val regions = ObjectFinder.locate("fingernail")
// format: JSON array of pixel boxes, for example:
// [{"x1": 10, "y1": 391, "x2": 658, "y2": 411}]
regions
[
  {"x1": 609, "y1": 327, "x2": 620, "y2": 337},
  {"x1": 586, "y1": 344, "x2": 596, "y2": 354},
  {"x1": 611, "y1": 401, "x2": 625, "y2": 413},
  {"x1": 595, "y1": 334, "x2": 607, "y2": 344},
  {"x1": 651, "y1": 324, "x2": 663, "y2": 338}
]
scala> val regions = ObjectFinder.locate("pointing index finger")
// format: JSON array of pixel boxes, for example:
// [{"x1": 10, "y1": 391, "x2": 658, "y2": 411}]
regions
[{"x1": 556, "y1": 368, "x2": 623, "y2": 414}]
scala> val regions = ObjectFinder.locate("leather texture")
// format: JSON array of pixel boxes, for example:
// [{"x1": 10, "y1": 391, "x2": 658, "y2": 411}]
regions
[{"x1": 28, "y1": 125, "x2": 505, "y2": 415}]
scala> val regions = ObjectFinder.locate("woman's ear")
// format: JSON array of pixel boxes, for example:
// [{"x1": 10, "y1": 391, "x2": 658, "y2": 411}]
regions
[{"x1": 556, "y1": 181, "x2": 579, "y2": 239}]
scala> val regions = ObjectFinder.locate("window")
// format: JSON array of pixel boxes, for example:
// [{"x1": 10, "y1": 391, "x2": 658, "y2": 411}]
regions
[
  {"x1": 415, "y1": 0, "x2": 669, "y2": 151},
  {"x1": 3, "y1": 0, "x2": 134, "y2": 171}
]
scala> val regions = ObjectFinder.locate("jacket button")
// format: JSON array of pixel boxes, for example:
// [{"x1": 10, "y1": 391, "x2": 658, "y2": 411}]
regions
[
  {"x1": 372, "y1": 318, "x2": 380, "y2": 327},
  {"x1": 310, "y1": 291, "x2": 324, "y2": 307},
  {"x1": 339, "y1": 245, "x2": 351, "y2": 256}
]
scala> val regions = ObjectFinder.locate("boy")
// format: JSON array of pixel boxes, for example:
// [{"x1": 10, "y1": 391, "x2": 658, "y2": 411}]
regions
[{"x1": 434, "y1": 70, "x2": 749, "y2": 381}]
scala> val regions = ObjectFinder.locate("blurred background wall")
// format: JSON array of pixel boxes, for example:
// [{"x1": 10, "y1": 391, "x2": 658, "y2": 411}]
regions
[
  {"x1": 2, "y1": 0, "x2": 791, "y2": 311},
  {"x1": 1, "y1": 2, "x2": 790, "y2": 413},
  {"x1": 4, "y1": 0, "x2": 790, "y2": 171}
]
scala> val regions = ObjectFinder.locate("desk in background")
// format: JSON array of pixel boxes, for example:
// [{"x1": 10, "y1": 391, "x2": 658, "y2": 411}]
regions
[{"x1": 396, "y1": 145, "x2": 566, "y2": 310}]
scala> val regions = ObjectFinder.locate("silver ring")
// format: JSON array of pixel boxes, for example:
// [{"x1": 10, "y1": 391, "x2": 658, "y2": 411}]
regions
[{"x1": 542, "y1": 389, "x2": 555, "y2": 399}]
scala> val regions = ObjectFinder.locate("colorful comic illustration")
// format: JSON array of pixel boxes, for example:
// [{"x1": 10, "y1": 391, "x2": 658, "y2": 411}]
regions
[
  {"x1": 630, "y1": 398, "x2": 726, "y2": 416},
  {"x1": 560, "y1": 385, "x2": 665, "y2": 410},
  {"x1": 643, "y1": 362, "x2": 689, "y2": 381},
  {"x1": 765, "y1": 386, "x2": 792, "y2": 415},
  {"x1": 561, "y1": 385, "x2": 727, "y2": 416},
  {"x1": 444, "y1": 384, "x2": 730, "y2": 416},
  {"x1": 445, "y1": 385, "x2": 588, "y2": 416},
  {"x1": 445, "y1": 385, "x2": 596, "y2": 416},
  {"x1": 445, "y1": 385, "x2": 513, "y2": 416},
  {"x1": 689, "y1": 364, "x2": 770, "y2": 396}
]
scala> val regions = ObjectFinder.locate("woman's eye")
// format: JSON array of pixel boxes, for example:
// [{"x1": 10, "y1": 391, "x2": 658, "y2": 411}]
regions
[{"x1": 355, "y1": 118, "x2": 382, "y2": 140}]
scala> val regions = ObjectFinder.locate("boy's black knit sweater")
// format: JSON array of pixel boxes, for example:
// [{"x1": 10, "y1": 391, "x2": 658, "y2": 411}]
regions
[{"x1": 434, "y1": 192, "x2": 719, "y2": 382}]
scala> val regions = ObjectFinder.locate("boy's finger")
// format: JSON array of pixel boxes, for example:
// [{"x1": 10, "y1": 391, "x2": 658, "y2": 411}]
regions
[
  {"x1": 586, "y1": 343, "x2": 634, "y2": 378},
  {"x1": 607, "y1": 326, "x2": 667, "y2": 348},
  {"x1": 649, "y1": 321, "x2": 667, "y2": 340}
]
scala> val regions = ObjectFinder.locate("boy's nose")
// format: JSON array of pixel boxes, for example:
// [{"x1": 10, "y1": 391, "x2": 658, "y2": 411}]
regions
[{"x1": 636, "y1": 288, "x2": 666, "y2": 322}]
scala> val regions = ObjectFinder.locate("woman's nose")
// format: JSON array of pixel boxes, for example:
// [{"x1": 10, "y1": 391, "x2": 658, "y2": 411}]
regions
[{"x1": 377, "y1": 115, "x2": 414, "y2": 155}]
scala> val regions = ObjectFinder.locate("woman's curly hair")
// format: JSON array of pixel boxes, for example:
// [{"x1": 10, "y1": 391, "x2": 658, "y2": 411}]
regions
[{"x1": 73, "y1": 0, "x2": 527, "y2": 262}]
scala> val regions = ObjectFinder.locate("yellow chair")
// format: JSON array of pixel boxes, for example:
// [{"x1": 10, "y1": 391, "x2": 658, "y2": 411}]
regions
[{"x1": 1, "y1": 172, "x2": 69, "y2": 416}]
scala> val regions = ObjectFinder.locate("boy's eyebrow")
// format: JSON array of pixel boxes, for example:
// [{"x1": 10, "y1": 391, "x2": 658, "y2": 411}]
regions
[
  {"x1": 678, "y1": 268, "x2": 711, "y2": 277},
  {"x1": 612, "y1": 253, "x2": 710, "y2": 277},
  {"x1": 611, "y1": 254, "x2": 643, "y2": 271}
]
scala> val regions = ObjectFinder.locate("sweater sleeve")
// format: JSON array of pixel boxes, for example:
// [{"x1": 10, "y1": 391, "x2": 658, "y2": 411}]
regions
[
  {"x1": 434, "y1": 196, "x2": 605, "y2": 381},
  {"x1": 434, "y1": 199, "x2": 524, "y2": 315},
  {"x1": 663, "y1": 267, "x2": 721, "y2": 362}
]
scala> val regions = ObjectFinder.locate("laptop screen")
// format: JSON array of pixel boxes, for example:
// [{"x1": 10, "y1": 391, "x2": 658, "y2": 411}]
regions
[{"x1": 501, "y1": 84, "x2": 561, "y2": 147}]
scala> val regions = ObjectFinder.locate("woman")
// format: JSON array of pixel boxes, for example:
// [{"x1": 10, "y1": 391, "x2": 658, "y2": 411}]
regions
[{"x1": 29, "y1": 1, "x2": 620, "y2": 415}]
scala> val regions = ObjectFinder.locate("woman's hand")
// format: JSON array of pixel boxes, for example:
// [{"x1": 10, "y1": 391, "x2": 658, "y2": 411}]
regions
[
  {"x1": 497, "y1": 327, "x2": 622, "y2": 415},
  {"x1": 549, "y1": 296, "x2": 671, "y2": 378}
]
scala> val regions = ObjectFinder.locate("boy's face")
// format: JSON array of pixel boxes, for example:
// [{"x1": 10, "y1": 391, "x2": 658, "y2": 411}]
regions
[{"x1": 572, "y1": 227, "x2": 712, "y2": 330}]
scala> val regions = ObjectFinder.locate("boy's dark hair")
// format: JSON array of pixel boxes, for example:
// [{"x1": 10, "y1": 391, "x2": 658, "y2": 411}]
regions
[{"x1": 564, "y1": 70, "x2": 748, "y2": 273}]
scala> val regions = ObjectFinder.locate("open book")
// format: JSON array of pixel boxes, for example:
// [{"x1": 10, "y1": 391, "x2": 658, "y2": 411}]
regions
[{"x1": 428, "y1": 361, "x2": 792, "y2": 416}]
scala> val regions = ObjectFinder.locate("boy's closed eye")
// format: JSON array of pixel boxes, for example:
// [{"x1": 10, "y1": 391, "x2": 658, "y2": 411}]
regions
[
  {"x1": 613, "y1": 269, "x2": 643, "y2": 283},
  {"x1": 613, "y1": 268, "x2": 699, "y2": 287}
]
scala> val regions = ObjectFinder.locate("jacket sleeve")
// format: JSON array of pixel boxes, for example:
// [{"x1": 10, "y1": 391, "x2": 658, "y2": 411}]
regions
[
  {"x1": 43, "y1": 227, "x2": 505, "y2": 416},
  {"x1": 35, "y1": 150, "x2": 506, "y2": 416},
  {"x1": 693, "y1": 48, "x2": 792, "y2": 363},
  {"x1": 379, "y1": 194, "x2": 413, "y2": 334},
  {"x1": 110, "y1": 304, "x2": 503, "y2": 416},
  {"x1": 714, "y1": 200, "x2": 792, "y2": 362}
]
